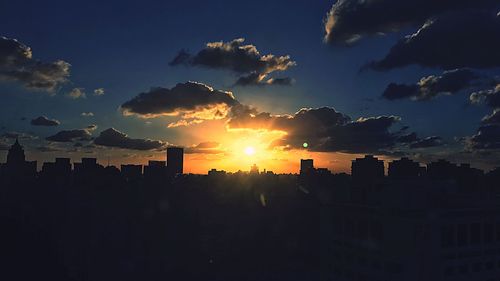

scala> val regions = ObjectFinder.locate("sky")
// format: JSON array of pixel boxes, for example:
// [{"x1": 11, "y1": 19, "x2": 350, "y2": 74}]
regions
[{"x1": 0, "y1": 0, "x2": 499, "y2": 174}]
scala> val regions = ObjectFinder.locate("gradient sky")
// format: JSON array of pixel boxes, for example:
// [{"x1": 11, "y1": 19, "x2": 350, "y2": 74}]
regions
[{"x1": 1, "y1": 0, "x2": 499, "y2": 173}]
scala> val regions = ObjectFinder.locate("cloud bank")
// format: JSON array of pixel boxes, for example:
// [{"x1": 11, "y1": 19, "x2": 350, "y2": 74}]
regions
[{"x1": 170, "y1": 38, "x2": 296, "y2": 86}]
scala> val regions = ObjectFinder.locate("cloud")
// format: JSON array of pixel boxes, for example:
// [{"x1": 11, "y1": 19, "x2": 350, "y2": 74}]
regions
[
  {"x1": 398, "y1": 132, "x2": 419, "y2": 143},
  {"x1": 193, "y1": 141, "x2": 219, "y2": 149},
  {"x1": 470, "y1": 84, "x2": 500, "y2": 108},
  {"x1": 170, "y1": 38, "x2": 296, "y2": 86},
  {"x1": 323, "y1": 0, "x2": 497, "y2": 44},
  {"x1": 35, "y1": 145, "x2": 62, "y2": 152},
  {"x1": 121, "y1": 81, "x2": 238, "y2": 126},
  {"x1": 368, "y1": 11, "x2": 500, "y2": 70},
  {"x1": 94, "y1": 128, "x2": 166, "y2": 150},
  {"x1": 228, "y1": 106, "x2": 406, "y2": 153},
  {"x1": 1, "y1": 131, "x2": 38, "y2": 140},
  {"x1": 468, "y1": 125, "x2": 500, "y2": 150},
  {"x1": 86, "y1": 124, "x2": 98, "y2": 130},
  {"x1": 382, "y1": 69, "x2": 484, "y2": 101},
  {"x1": 468, "y1": 84, "x2": 500, "y2": 150},
  {"x1": 46, "y1": 129, "x2": 92, "y2": 142},
  {"x1": 66, "y1": 88, "x2": 86, "y2": 99},
  {"x1": 234, "y1": 73, "x2": 294, "y2": 86},
  {"x1": 482, "y1": 109, "x2": 500, "y2": 125},
  {"x1": 81, "y1": 112, "x2": 94, "y2": 117},
  {"x1": 166, "y1": 119, "x2": 204, "y2": 128},
  {"x1": 409, "y1": 136, "x2": 443, "y2": 148},
  {"x1": 0, "y1": 141, "x2": 9, "y2": 150},
  {"x1": 185, "y1": 141, "x2": 224, "y2": 154},
  {"x1": 93, "y1": 88, "x2": 105, "y2": 96},
  {"x1": 0, "y1": 36, "x2": 71, "y2": 92},
  {"x1": 30, "y1": 116, "x2": 60, "y2": 126}
]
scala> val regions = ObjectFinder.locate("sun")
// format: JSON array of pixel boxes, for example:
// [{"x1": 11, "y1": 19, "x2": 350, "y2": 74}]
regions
[{"x1": 244, "y1": 146, "x2": 256, "y2": 156}]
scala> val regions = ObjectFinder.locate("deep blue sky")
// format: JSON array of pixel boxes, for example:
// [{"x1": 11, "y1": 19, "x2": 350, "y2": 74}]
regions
[{"x1": 1, "y1": 0, "x2": 498, "y2": 171}]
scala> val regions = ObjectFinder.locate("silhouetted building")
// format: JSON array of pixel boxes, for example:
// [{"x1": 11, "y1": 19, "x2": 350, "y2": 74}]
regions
[
  {"x1": 250, "y1": 164, "x2": 259, "y2": 174},
  {"x1": 455, "y1": 163, "x2": 484, "y2": 190},
  {"x1": 6, "y1": 138, "x2": 25, "y2": 166},
  {"x1": 144, "y1": 160, "x2": 167, "y2": 182},
  {"x1": 73, "y1": 157, "x2": 102, "y2": 184},
  {"x1": 208, "y1": 169, "x2": 226, "y2": 177},
  {"x1": 300, "y1": 159, "x2": 314, "y2": 175},
  {"x1": 55, "y1": 157, "x2": 71, "y2": 174},
  {"x1": 351, "y1": 155, "x2": 384, "y2": 182},
  {"x1": 121, "y1": 164, "x2": 142, "y2": 182},
  {"x1": 388, "y1": 157, "x2": 422, "y2": 179},
  {"x1": 315, "y1": 167, "x2": 332, "y2": 175},
  {"x1": 2, "y1": 139, "x2": 36, "y2": 180},
  {"x1": 167, "y1": 147, "x2": 183, "y2": 175},
  {"x1": 41, "y1": 157, "x2": 71, "y2": 184},
  {"x1": 427, "y1": 159, "x2": 458, "y2": 181}
]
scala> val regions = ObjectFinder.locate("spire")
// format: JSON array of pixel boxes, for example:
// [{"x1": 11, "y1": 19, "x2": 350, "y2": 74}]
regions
[
  {"x1": 7, "y1": 138, "x2": 26, "y2": 165},
  {"x1": 11, "y1": 138, "x2": 23, "y2": 150}
]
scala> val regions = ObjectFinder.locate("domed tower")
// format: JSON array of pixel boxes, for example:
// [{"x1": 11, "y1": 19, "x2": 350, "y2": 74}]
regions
[{"x1": 7, "y1": 138, "x2": 26, "y2": 166}]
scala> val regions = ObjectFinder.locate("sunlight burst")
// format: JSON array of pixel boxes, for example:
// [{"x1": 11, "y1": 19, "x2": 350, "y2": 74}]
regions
[{"x1": 244, "y1": 146, "x2": 256, "y2": 156}]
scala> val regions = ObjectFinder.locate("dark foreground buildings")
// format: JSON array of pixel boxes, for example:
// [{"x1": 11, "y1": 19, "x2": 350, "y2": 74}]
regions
[
  {"x1": 1, "y1": 140, "x2": 500, "y2": 281},
  {"x1": 167, "y1": 147, "x2": 183, "y2": 175}
]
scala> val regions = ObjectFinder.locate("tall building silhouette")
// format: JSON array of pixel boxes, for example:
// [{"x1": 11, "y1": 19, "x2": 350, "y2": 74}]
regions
[
  {"x1": 300, "y1": 159, "x2": 314, "y2": 175},
  {"x1": 167, "y1": 147, "x2": 183, "y2": 175},
  {"x1": 3, "y1": 139, "x2": 36, "y2": 180},
  {"x1": 6, "y1": 138, "x2": 25, "y2": 166}
]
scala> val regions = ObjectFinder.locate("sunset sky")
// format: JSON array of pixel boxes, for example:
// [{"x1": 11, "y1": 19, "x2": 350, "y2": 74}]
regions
[{"x1": 1, "y1": 0, "x2": 499, "y2": 174}]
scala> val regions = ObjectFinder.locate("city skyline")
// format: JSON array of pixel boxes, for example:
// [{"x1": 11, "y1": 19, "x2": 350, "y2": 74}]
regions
[
  {"x1": 2, "y1": 138, "x2": 498, "y2": 177},
  {"x1": 1, "y1": 1, "x2": 499, "y2": 174}
]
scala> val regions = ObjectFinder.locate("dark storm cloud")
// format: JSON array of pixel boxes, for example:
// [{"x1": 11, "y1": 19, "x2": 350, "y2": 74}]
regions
[
  {"x1": 468, "y1": 125, "x2": 500, "y2": 150},
  {"x1": 0, "y1": 36, "x2": 70, "y2": 92},
  {"x1": 30, "y1": 116, "x2": 60, "y2": 126},
  {"x1": 228, "y1": 106, "x2": 405, "y2": 153},
  {"x1": 93, "y1": 128, "x2": 166, "y2": 151},
  {"x1": 46, "y1": 129, "x2": 92, "y2": 142},
  {"x1": 382, "y1": 69, "x2": 482, "y2": 101},
  {"x1": 368, "y1": 11, "x2": 500, "y2": 70},
  {"x1": 170, "y1": 38, "x2": 296, "y2": 87},
  {"x1": 121, "y1": 82, "x2": 239, "y2": 127},
  {"x1": 324, "y1": 0, "x2": 497, "y2": 44},
  {"x1": 409, "y1": 136, "x2": 443, "y2": 148}
]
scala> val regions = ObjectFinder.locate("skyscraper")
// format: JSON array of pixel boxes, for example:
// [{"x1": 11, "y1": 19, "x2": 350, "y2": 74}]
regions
[
  {"x1": 7, "y1": 138, "x2": 25, "y2": 166},
  {"x1": 167, "y1": 147, "x2": 183, "y2": 175},
  {"x1": 300, "y1": 159, "x2": 314, "y2": 175}
]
